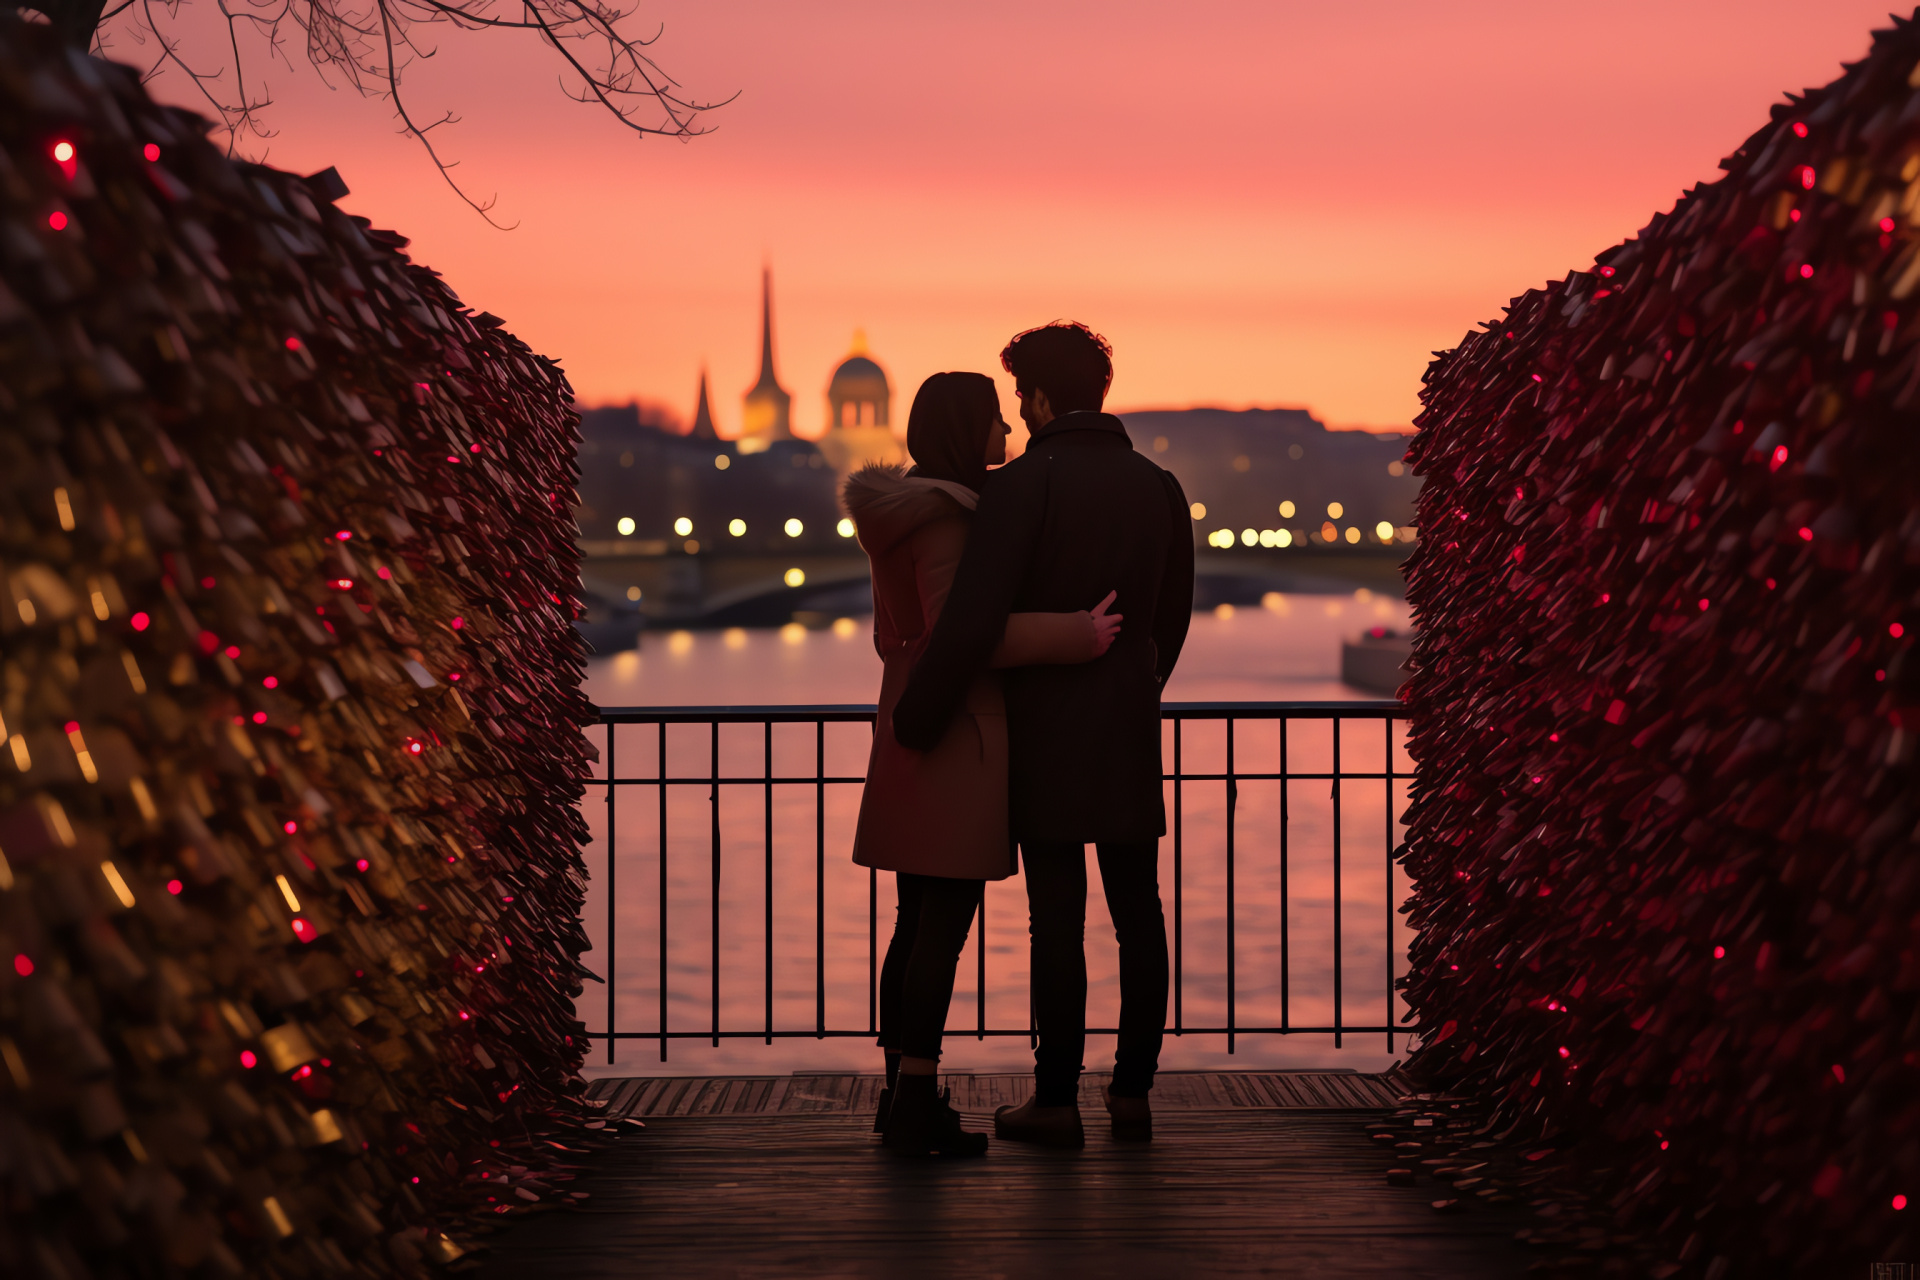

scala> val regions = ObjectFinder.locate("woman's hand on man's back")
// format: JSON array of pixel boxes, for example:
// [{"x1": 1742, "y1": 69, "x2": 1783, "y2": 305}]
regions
[{"x1": 1088, "y1": 590, "x2": 1122, "y2": 658}]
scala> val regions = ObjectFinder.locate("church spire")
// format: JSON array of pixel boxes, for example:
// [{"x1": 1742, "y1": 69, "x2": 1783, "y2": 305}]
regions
[
  {"x1": 752, "y1": 267, "x2": 780, "y2": 392},
  {"x1": 689, "y1": 367, "x2": 717, "y2": 440},
  {"x1": 738, "y1": 266, "x2": 792, "y2": 450}
]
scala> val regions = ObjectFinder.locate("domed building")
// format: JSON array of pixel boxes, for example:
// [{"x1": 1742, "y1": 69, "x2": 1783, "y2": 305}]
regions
[{"x1": 816, "y1": 330, "x2": 906, "y2": 473}]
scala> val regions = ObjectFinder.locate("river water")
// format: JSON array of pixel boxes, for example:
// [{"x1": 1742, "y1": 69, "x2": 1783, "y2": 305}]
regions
[{"x1": 576, "y1": 592, "x2": 1419, "y2": 1080}]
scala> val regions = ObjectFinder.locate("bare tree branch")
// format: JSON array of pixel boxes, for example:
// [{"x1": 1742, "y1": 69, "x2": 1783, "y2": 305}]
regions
[{"x1": 62, "y1": 0, "x2": 729, "y2": 221}]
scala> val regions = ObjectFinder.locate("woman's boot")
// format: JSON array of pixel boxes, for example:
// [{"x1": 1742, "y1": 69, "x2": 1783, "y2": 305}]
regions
[{"x1": 883, "y1": 1074, "x2": 987, "y2": 1157}]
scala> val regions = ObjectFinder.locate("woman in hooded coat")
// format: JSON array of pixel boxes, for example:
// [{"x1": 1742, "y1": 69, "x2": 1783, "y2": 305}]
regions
[{"x1": 841, "y1": 371, "x2": 1118, "y2": 1156}]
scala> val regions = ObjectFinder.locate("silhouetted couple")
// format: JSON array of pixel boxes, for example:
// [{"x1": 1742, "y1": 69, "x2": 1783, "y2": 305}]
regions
[{"x1": 841, "y1": 322, "x2": 1194, "y2": 1156}]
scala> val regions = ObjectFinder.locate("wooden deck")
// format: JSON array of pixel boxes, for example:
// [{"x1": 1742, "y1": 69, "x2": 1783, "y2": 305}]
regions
[
  {"x1": 477, "y1": 1071, "x2": 1531, "y2": 1278},
  {"x1": 585, "y1": 1069, "x2": 1408, "y2": 1119}
]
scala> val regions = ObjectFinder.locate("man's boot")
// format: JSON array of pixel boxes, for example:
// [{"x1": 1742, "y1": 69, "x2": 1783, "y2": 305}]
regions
[
  {"x1": 883, "y1": 1075, "x2": 987, "y2": 1157},
  {"x1": 1104, "y1": 1085, "x2": 1151, "y2": 1142},
  {"x1": 993, "y1": 1096, "x2": 1085, "y2": 1148}
]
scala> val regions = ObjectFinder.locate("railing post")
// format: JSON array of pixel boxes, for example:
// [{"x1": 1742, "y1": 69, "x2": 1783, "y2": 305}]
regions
[
  {"x1": 868, "y1": 713, "x2": 878, "y2": 1039},
  {"x1": 658, "y1": 720, "x2": 668, "y2": 1063},
  {"x1": 1385, "y1": 715, "x2": 1395, "y2": 1054},
  {"x1": 1332, "y1": 715, "x2": 1343, "y2": 1049},
  {"x1": 1225, "y1": 716, "x2": 1236, "y2": 1056},
  {"x1": 605, "y1": 721, "x2": 616, "y2": 1065},
  {"x1": 764, "y1": 720, "x2": 774, "y2": 1047},
  {"x1": 975, "y1": 891, "x2": 986, "y2": 1040},
  {"x1": 816, "y1": 719, "x2": 826, "y2": 1040},
  {"x1": 1280, "y1": 714, "x2": 1290, "y2": 1034},
  {"x1": 1172, "y1": 716, "x2": 1183, "y2": 1037},
  {"x1": 711, "y1": 721, "x2": 722, "y2": 1049}
]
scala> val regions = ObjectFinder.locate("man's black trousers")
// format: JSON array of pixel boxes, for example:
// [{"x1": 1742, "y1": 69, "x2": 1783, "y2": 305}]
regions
[{"x1": 1021, "y1": 840, "x2": 1168, "y2": 1104}]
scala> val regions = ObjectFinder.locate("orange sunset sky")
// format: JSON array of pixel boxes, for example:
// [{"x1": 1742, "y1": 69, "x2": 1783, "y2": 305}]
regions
[{"x1": 112, "y1": 1, "x2": 1896, "y2": 439}]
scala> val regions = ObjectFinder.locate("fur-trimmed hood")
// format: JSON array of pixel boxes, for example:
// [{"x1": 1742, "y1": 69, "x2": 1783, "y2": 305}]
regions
[{"x1": 839, "y1": 464, "x2": 978, "y2": 557}]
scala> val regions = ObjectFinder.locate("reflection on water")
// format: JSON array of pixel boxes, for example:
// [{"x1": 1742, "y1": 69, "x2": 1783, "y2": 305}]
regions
[{"x1": 577, "y1": 594, "x2": 1417, "y2": 1079}]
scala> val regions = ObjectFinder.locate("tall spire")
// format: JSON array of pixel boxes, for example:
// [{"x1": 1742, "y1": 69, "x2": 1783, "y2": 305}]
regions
[
  {"x1": 752, "y1": 266, "x2": 780, "y2": 391},
  {"x1": 738, "y1": 266, "x2": 792, "y2": 451},
  {"x1": 689, "y1": 367, "x2": 717, "y2": 440}
]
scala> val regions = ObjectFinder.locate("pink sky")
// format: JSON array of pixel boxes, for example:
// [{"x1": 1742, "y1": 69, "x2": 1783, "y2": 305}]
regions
[{"x1": 120, "y1": 1, "x2": 1894, "y2": 437}]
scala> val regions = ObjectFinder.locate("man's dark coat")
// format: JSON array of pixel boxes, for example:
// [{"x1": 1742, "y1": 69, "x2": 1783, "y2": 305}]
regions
[{"x1": 892, "y1": 411, "x2": 1195, "y2": 843}]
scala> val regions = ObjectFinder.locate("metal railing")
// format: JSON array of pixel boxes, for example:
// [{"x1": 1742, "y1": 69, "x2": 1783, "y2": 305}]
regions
[{"x1": 584, "y1": 701, "x2": 1412, "y2": 1063}]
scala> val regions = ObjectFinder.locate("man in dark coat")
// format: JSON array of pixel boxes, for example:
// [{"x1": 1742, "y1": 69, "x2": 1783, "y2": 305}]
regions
[{"x1": 893, "y1": 321, "x2": 1195, "y2": 1147}]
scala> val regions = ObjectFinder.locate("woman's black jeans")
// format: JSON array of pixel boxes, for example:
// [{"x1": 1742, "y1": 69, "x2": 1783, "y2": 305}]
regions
[{"x1": 877, "y1": 872, "x2": 983, "y2": 1062}]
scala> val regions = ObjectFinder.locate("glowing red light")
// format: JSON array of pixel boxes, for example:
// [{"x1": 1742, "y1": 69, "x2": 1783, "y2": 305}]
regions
[
  {"x1": 130, "y1": 611, "x2": 150, "y2": 631},
  {"x1": 12, "y1": 954, "x2": 33, "y2": 977},
  {"x1": 263, "y1": 676, "x2": 278, "y2": 689},
  {"x1": 1892, "y1": 623, "x2": 1905, "y2": 639},
  {"x1": 1557, "y1": 1046, "x2": 1570, "y2": 1059},
  {"x1": 332, "y1": 578, "x2": 354, "y2": 591},
  {"x1": 167, "y1": 879, "x2": 183, "y2": 895},
  {"x1": 143, "y1": 143, "x2": 160, "y2": 161},
  {"x1": 1597, "y1": 265, "x2": 1615, "y2": 277},
  {"x1": 334, "y1": 530, "x2": 354, "y2": 542},
  {"x1": 1831, "y1": 1064, "x2": 1846, "y2": 1084},
  {"x1": 1789, "y1": 209, "x2": 1801, "y2": 222},
  {"x1": 377, "y1": 566, "x2": 392, "y2": 580},
  {"x1": 225, "y1": 645, "x2": 241, "y2": 659},
  {"x1": 1883, "y1": 217, "x2": 1899, "y2": 233},
  {"x1": 407, "y1": 740, "x2": 424, "y2": 755},
  {"x1": 1697, "y1": 599, "x2": 1709, "y2": 611},
  {"x1": 451, "y1": 617, "x2": 465, "y2": 630},
  {"x1": 1797, "y1": 264, "x2": 1814, "y2": 280},
  {"x1": 446, "y1": 455, "x2": 460, "y2": 464},
  {"x1": 447, "y1": 671, "x2": 462, "y2": 682},
  {"x1": 1600, "y1": 593, "x2": 1610, "y2": 604},
  {"x1": 285, "y1": 336, "x2": 303, "y2": 351},
  {"x1": 283, "y1": 820, "x2": 298, "y2": 835},
  {"x1": 64, "y1": 720, "x2": 78, "y2": 735},
  {"x1": 48, "y1": 211, "x2": 68, "y2": 231},
  {"x1": 1791, "y1": 121, "x2": 1808, "y2": 137},
  {"x1": 1770, "y1": 446, "x2": 1790, "y2": 471},
  {"x1": 52, "y1": 141, "x2": 74, "y2": 163},
  {"x1": 1896, "y1": 1195, "x2": 1910, "y2": 1211},
  {"x1": 469, "y1": 443, "x2": 482, "y2": 453},
  {"x1": 1712, "y1": 945, "x2": 1725, "y2": 959},
  {"x1": 1877, "y1": 669, "x2": 1888, "y2": 682},
  {"x1": 1766, "y1": 578, "x2": 1777, "y2": 590},
  {"x1": 355, "y1": 858, "x2": 370, "y2": 872},
  {"x1": 1797, "y1": 526, "x2": 1813, "y2": 542},
  {"x1": 1795, "y1": 165, "x2": 1816, "y2": 189},
  {"x1": 1659, "y1": 1140, "x2": 1669, "y2": 1150},
  {"x1": 291, "y1": 918, "x2": 317, "y2": 942},
  {"x1": 458, "y1": 1011, "x2": 471, "y2": 1021},
  {"x1": 240, "y1": 1050, "x2": 258, "y2": 1068},
  {"x1": 292, "y1": 1064, "x2": 313, "y2": 1080},
  {"x1": 250, "y1": 711, "x2": 266, "y2": 725},
  {"x1": 1548, "y1": 733, "x2": 1559, "y2": 742}
]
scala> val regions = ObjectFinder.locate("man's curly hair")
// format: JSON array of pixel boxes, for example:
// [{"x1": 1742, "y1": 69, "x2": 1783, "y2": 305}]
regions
[{"x1": 999, "y1": 320, "x2": 1114, "y2": 415}]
